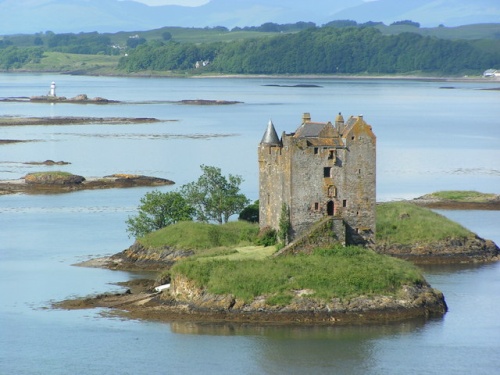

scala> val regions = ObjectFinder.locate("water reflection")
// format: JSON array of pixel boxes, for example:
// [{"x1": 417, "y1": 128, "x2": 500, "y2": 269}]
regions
[{"x1": 169, "y1": 320, "x2": 432, "y2": 374}]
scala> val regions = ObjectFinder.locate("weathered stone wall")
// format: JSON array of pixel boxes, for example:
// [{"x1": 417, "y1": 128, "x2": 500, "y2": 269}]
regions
[{"x1": 258, "y1": 114, "x2": 376, "y2": 246}]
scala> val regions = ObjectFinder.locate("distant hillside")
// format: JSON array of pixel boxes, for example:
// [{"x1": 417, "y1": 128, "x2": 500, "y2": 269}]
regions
[{"x1": 0, "y1": 0, "x2": 499, "y2": 34}]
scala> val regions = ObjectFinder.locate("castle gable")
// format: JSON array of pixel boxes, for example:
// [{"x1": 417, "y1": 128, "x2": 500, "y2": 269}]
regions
[{"x1": 342, "y1": 116, "x2": 375, "y2": 142}]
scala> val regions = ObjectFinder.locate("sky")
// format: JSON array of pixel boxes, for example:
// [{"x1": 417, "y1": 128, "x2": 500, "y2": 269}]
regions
[{"x1": 131, "y1": 0, "x2": 209, "y2": 6}]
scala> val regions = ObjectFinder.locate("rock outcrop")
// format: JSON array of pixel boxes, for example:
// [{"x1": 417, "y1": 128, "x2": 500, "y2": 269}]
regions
[
  {"x1": 154, "y1": 274, "x2": 447, "y2": 325},
  {"x1": 89, "y1": 241, "x2": 195, "y2": 271},
  {"x1": 375, "y1": 236, "x2": 499, "y2": 264},
  {"x1": 0, "y1": 173, "x2": 174, "y2": 195}
]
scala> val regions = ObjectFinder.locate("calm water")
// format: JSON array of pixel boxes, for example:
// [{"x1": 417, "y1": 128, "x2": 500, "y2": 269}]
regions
[{"x1": 0, "y1": 74, "x2": 499, "y2": 374}]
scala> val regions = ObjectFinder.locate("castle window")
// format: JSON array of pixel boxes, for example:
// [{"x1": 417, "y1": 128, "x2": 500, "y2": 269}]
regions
[
  {"x1": 342, "y1": 200, "x2": 347, "y2": 207},
  {"x1": 314, "y1": 202, "x2": 319, "y2": 211},
  {"x1": 328, "y1": 150, "x2": 335, "y2": 160},
  {"x1": 323, "y1": 167, "x2": 332, "y2": 178},
  {"x1": 314, "y1": 147, "x2": 318, "y2": 154}
]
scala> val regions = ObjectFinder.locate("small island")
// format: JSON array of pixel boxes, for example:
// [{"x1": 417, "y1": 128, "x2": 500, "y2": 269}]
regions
[
  {"x1": 412, "y1": 191, "x2": 500, "y2": 210},
  {"x1": 0, "y1": 171, "x2": 174, "y2": 195},
  {"x1": 58, "y1": 199, "x2": 500, "y2": 325}
]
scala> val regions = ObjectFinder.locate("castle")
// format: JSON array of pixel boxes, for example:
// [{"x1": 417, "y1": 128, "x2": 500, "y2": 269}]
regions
[{"x1": 258, "y1": 112, "x2": 376, "y2": 247}]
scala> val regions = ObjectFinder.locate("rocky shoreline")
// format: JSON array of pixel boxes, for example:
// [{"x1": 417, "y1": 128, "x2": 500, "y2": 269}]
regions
[
  {"x1": 375, "y1": 236, "x2": 500, "y2": 264},
  {"x1": 56, "y1": 272, "x2": 447, "y2": 326},
  {"x1": 411, "y1": 193, "x2": 500, "y2": 210},
  {"x1": 0, "y1": 173, "x2": 174, "y2": 195},
  {"x1": 0, "y1": 116, "x2": 159, "y2": 127}
]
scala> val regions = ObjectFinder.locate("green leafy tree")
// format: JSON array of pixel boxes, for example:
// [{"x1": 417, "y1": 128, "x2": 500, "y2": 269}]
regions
[
  {"x1": 181, "y1": 165, "x2": 249, "y2": 224},
  {"x1": 239, "y1": 200, "x2": 259, "y2": 223},
  {"x1": 278, "y1": 203, "x2": 291, "y2": 244},
  {"x1": 126, "y1": 190, "x2": 194, "y2": 238}
]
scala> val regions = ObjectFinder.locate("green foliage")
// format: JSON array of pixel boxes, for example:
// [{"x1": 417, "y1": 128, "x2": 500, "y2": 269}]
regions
[
  {"x1": 376, "y1": 202, "x2": 473, "y2": 245},
  {"x1": 46, "y1": 32, "x2": 117, "y2": 55},
  {"x1": 126, "y1": 37, "x2": 147, "y2": 49},
  {"x1": 428, "y1": 190, "x2": 496, "y2": 202},
  {"x1": 171, "y1": 245, "x2": 425, "y2": 303},
  {"x1": 138, "y1": 220, "x2": 259, "y2": 251},
  {"x1": 181, "y1": 165, "x2": 249, "y2": 224},
  {"x1": 256, "y1": 227, "x2": 277, "y2": 247},
  {"x1": 278, "y1": 203, "x2": 291, "y2": 244},
  {"x1": 238, "y1": 200, "x2": 259, "y2": 223},
  {"x1": 119, "y1": 26, "x2": 498, "y2": 75},
  {"x1": 0, "y1": 46, "x2": 43, "y2": 69},
  {"x1": 126, "y1": 190, "x2": 194, "y2": 238}
]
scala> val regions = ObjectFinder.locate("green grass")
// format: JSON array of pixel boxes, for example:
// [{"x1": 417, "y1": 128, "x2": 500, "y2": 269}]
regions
[
  {"x1": 376, "y1": 202, "x2": 473, "y2": 245},
  {"x1": 138, "y1": 220, "x2": 259, "y2": 252},
  {"x1": 171, "y1": 246, "x2": 425, "y2": 304},
  {"x1": 110, "y1": 27, "x2": 282, "y2": 45},
  {"x1": 22, "y1": 52, "x2": 120, "y2": 73},
  {"x1": 28, "y1": 171, "x2": 73, "y2": 178},
  {"x1": 426, "y1": 190, "x2": 497, "y2": 202}
]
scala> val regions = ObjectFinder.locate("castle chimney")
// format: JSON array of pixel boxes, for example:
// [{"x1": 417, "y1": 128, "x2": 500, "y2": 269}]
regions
[
  {"x1": 335, "y1": 112, "x2": 344, "y2": 133},
  {"x1": 302, "y1": 112, "x2": 311, "y2": 123}
]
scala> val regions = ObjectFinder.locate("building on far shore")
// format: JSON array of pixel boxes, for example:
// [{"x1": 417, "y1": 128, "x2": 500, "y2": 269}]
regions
[{"x1": 258, "y1": 112, "x2": 376, "y2": 247}]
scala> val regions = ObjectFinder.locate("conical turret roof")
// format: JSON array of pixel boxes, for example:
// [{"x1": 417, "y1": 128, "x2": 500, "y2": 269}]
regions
[{"x1": 260, "y1": 119, "x2": 281, "y2": 145}]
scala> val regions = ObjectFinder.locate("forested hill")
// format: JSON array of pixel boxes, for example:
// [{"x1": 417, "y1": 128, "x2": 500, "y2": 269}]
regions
[
  {"x1": 118, "y1": 27, "x2": 498, "y2": 75},
  {"x1": 1, "y1": 25, "x2": 499, "y2": 76}
]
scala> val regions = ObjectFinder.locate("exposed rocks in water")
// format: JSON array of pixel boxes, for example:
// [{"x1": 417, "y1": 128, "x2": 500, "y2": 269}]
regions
[
  {"x1": 411, "y1": 193, "x2": 500, "y2": 210},
  {"x1": 29, "y1": 93, "x2": 119, "y2": 104},
  {"x1": 0, "y1": 116, "x2": 159, "y2": 126},
  {"x1": 24, "y1": 172, "x2": 85, "y2": 185},
  {"x1": 76, "y1": 241, "x2": 195, "y2": 271},
  {"x1": 375, "y1": 236, "x2": 499, "y2": 264},
  {"x1": 0, "y1": 139, "x2": 28, "y2": 145},
  {"x1": 24, "y1": 160, "x2": 71, "y2": 166},
  {"x1": 263, "y1": 84, "x2": 322, "y2": 88},
  {"x1": 178, "y1": 99, "x2": 242, "y2": 105},
  {"x1": 54, "y1": 273, "x2": 447, "y2": 325},
  {"x1": 0, "y1": 172, "x2": 174, "y2": 195}
]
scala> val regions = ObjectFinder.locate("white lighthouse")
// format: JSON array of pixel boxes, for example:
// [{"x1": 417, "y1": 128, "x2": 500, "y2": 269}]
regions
[{"x1": 49, "y1": 81, "x2": 56, "y2": 97}]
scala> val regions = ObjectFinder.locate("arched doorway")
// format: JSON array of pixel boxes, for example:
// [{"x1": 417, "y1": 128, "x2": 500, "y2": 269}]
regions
[{"x1": 327, "y1": 200, "x2": 334, "y2": 216}]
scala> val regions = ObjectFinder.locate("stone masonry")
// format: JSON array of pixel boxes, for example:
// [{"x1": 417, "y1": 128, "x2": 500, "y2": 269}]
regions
[{"x1": 258, "y1": 112, "x2": 376, "y2": 246}]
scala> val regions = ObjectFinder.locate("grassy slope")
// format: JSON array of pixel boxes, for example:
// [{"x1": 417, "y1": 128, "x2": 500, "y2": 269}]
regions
[
  {"x1": 172, "y1": 246, "x2": 424, "y2": 304},
  {"x1": 22, "y1": 52, "x2": 120, "y2": 73},
  {"x1": 145, "y1": 201, "x2": 469, "y2": 303},
  {"x1": 423, "y1": 190, "x2": 498, "y2": 202},
  {"x1": 376, "y1": 202, "x2": 472, "y2": 245}
]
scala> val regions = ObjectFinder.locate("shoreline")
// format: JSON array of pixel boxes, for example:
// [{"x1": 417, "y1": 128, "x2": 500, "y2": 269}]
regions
[
  {"x1": 54, "y1": 277, "x2": 447, "y2": 326},
  {"x1": 0, "y1": 174, "x2": 174, "y2": 195},
  {"x1": 4, "y1": 69, "x2": 500, "y2": 84}
]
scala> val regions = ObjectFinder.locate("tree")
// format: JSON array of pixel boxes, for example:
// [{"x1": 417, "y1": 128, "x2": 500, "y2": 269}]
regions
[
  {"x1": 126, "y1": 190, "x2": 194, "y2": 238},
  {"x1": 278, "y1": 203, "x2": 291, "y2": 245},
  {"x1": 162, "y1": 31, "x2": 172, "y2": 41},
  {"x1": 181, "y1": 165, "x2": 249, "y2": 224},
  {"x1": 239, "y1": 200, "x2": 259, "y2": 223}
]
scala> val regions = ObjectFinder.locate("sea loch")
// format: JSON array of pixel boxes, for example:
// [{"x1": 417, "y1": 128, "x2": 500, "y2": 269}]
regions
[{"x1": 0, "y1": 74, "x2": 499, "y2": 374}]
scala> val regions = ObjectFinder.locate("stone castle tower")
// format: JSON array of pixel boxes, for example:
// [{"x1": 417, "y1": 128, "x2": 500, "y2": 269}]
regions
[{"x1": 258, "y1": 112, "x2": 376, "y2": 246}]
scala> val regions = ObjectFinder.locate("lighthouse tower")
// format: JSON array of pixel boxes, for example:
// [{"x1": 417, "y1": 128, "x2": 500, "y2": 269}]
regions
[{"x1": 49, "y1": 82, "x2": 56, "y2": 97}]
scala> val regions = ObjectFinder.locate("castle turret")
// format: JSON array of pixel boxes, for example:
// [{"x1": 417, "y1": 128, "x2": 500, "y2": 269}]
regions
[{"x1": 260, "y1": 119, "x2": 281, "y2": 146}]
